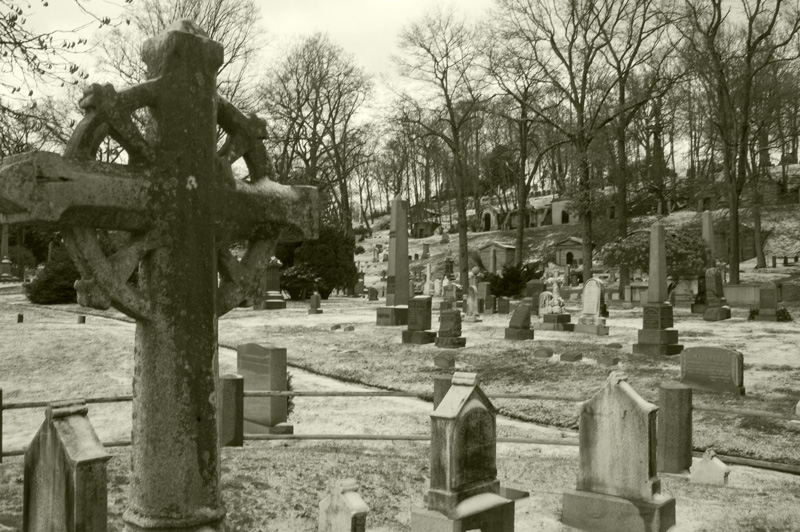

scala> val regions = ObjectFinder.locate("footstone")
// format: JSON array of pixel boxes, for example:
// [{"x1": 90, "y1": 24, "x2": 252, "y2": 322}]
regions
[
  {"x1": 597, "y1": 355, "x2": 619, "y2": 367},
  {"x1": 331, "y1": 324, "x2": 341, "y2": 331},
  {"x1": 561, "y1": 490, "x2": 676, "y2": 532},
  {"x1": 533, "y1": 347, "x2": 554, "y2": 359},
  {"x1": 690, "y1": 450, "x2": 730, "y2": 486},
  {"x1": 607, "y1": 342, "x2": 623, "y2": 349},
  {"x1": 435, "y1": 336, "x2": 466, "y2": 349},
  {"x1": 657, "y1": 382, "x2": 692, "y2": 474},
  {"x1": 434, "y1": 353, "x2": 455, "y2": 370},
  {"x1": 561, "y1": 353, "x2": 582, "y2": 362},
  {"x1": 504, "y1": 328, "x2": 534, "y2": 340},
  {"x1": 575, "y1": 323, "x2": 609, "y2": 336},
  {"x1": 410, "y1": 495, "x2": 515, "y2": 532},
  {"x1": 680, "y1": 347, "x2": 745, "y2": 395},
  {"x1": 344, "y1": 325, "x2": 354, "y2": 332},
  {"x1": 402, "y1": 330, "x2": 437, "y2": 344},
  {"x1": 376, "y1": 306, "x2": 409, "y2": 326}
]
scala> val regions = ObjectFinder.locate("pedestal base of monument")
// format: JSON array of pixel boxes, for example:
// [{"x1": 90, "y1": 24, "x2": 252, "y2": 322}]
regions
[
  {"x1": 463, "y1": 315, "x2": 482, "y2": 323},
  {"x1": 690, "y1": 303, "x2": 707, "y2": 314},
  {"x1": 536, "y1": 313, "x2": 574, "y2": 332},
  {"x1": 244, "y1": 420, "x2": 294, "y2": 435},
  {"x1": 504, "y1": 328, "x2": 534, "y2": 340},
  {"x1": 561, "y1": 490, "x2": 676, "y2": 532},
  {"x1": 632, "y1": 329, "x2": 683, "y2": 356},
  {"x1": 402, "y1": 330, "x2": 437, "y2": 344},
  {"x1": 308, "y1": 309, "x2": 323, "y2": 315},
  {"x1": 257, "y1": 296, "x2": 286, "y2": 310},
  {"x1": 376, "y1": 306, "x2": 409, "y2": 326},
  {"x1": 435, "y1": 336, "x2": 466, "y2": 349},
  {"x1": 703, "y1": 306, "x2": 731, "y2": 321},
  {"x1": 410, "y1": 493, "x2": 515, "y2": 532},
  {"x1": 622, "y1": 301, "x2": 634, "y2": 309},
  {"x1": 575, "y1": 317, "x2": 609, "y2": 336},
  {"x1": 755, "y1": 309, "x2": 777, "y2": 321}
]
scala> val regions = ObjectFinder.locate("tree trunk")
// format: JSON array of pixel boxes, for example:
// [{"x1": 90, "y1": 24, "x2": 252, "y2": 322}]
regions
[{"x1": 515, "y1": 110, "x2": 529, "y2": 266}]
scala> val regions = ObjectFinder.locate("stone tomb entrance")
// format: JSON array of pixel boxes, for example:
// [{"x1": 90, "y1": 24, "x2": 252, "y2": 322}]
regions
[{"x1": 411, "y1": 372, "x2": 514, "y2": 531}]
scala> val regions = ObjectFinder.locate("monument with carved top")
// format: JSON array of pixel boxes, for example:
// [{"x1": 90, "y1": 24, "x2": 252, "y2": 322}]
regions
[{"x1": 0, "y1": 20, "x2": 318, "y2": 531}]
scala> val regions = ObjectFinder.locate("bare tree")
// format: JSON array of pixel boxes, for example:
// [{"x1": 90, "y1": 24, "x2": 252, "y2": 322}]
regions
[
  {"x1": 94, "y1": 0, "x2": 265, "y2": 109},
  {"x1": 260, "y1": 33, "x2": 372, "y2": 235},
  {"x1": 394, "y1": 4, "x2": 486, "y2": 286},
  {"x1": 678, "y1": 0, "x2": 800, "y2": 283}
]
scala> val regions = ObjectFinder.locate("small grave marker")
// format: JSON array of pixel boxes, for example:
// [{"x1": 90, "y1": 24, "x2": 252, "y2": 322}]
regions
[
  {"x1": 505, "y1": 304, "x2": 534, "y2": 340},
  {"x1": 690, "y1": 450, "x2": 730, "y2": 486},
  {"x1": 680, "y1": 347, "x2": 745, "y2": 395},
  {"x1": 318, "y1": 478, "x2": 369, "y2": 532}
]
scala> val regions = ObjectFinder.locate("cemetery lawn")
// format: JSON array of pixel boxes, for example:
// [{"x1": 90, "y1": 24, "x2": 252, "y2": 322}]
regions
[{"x1": 3, "y1": 295, "x2": 800, "y2": 530}]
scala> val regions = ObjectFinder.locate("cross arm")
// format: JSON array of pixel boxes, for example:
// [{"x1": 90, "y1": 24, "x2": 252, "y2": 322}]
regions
[
  {"x1": 222, "y1": 179, "x2": 319, "y2": 242},
  {"x1": 0, "y1": 151, "x2": 150, "y2": 231}
]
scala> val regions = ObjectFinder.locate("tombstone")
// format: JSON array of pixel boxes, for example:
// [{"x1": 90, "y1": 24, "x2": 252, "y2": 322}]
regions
[
  {"x1": 238, "y1": 344, "x2": 293, "y2": 435},
  {"x1": 756, "y1": 281, "x2": 778, "y2": 321},
  {"x1": 672, "y1": 279, "x2": 696, "y2": 308},
  {"x1": 377, "y1": 197, "x2": 411, "y2": 325},
  {"x1": 383, "y1": 252, "x2": 389, "y2": 262},
  {"x1": 496, "y1": 297, "x2": 510, "y2": 314},
  {"x1": 376, "y1": 243, "x2": 383, "y2": 253},
  {"x1": 441, "y1": 232, "x2": 450, "y2": 244},
  {"x1": 561, "y1": 353, "x2": 582, "y2": 362},
  {"x1": 561, "y1": 372, "x2": 676, "y2": 532},
  {"x1": 690, "y1": 450, "x2": 730, "y2": 486},
  {"x1": 433, "y1": 278, "x2": 442, "y2": 297},
  {"x1": 422, "y1": 242, "x2": 431, "y2": 259},
  {"x1": 463, "y1": 285, "x2": 482, "y2": 323},
  {"x1": 525, "y1": 279, "x2": 545, "y2": 315},
  {"x1": 622, "y1": 285, "x2": 634, "y2": 310},
  {"x1": 435, "y1": 309, "x2": 466, "y2": 349},
  {"x1": 702, "y1": 267, "x2": 730, "y2": 321},
  {"x1": 344, "y1": 325, "x2": 355, "y2": 332},
  {"x1": 597, "y1": 355, "x2": 619, "y2": 366},
  {"x1": 444, "y1": 257, "x2": 454, "y2": 279},
  {"x1": 0, "y1": 224, "x2": 11, "y2": 280},
  {"x1": 657, "y1": 382, "x2": 692, "y2": 474},
  {"x1": 632, "y1": 223, "x2": 683, "y2": 356},
  {"x1": 574, "y1": 279, "x2": 609, "y2": 336},
  {"x1": 318, "y1": 478, "x2": 370, "y2": 532},
  {"x1": 680, "y1": 347, "x2": 745, "y2": 395},
  {"x1": 372, "y1": 248, "x2": 379, "y2": 263},
  {"x1": 218, "y1": 374, "x2": 244, "y2": 447},
  {"x1": 309, "y1": 292, "x2": 324, "y2": 314},
  {"x1": 477, "y1": 281, "x2": 491, "y2": 313},
  {"x1": 484, "y1": 294, "x2": 496, "y2": 315},
  {"x1": 23, "y1": 400, "x2": 111, "y2": 531},
  {"x1": 403, "y1": 296, "x2": 437, "y2": 344},
  {"x1": 257, "y1": 258, "x2": 287, "y2": 310},
  {"x1": 537, "y1": 281, "x2": 574, "y2": 332},
  {"x1": 368, "y1": 287, "x2": 378, "y2": 301},
  {"x1": 505, "y1": 304, "x2": 534, "y2": 340},
  {"x1": 424, "y1": 263, "x2": 434, "y2": 295},
  {"x1": 442, "y1": 283, "x2": 456, "y2": 302},
  {"x1": 0, "y1": 20, "x2": 319, "y2": 530},
  {"x1": 410, "y1": 372, "x2": 515, "y2": 531},
  {"x1": 353, "y1": 279, "x2": 365, "y2": 297}
]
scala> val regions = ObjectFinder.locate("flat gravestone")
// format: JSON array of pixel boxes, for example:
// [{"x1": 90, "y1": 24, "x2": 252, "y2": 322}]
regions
[
  {"x1": 237, "y1": 343, "x2": 293, "y2": 434},
  {"x1": 680, "y1": 347, "x2": 745, "y2": 395},
  {"x1": 24, "y1": 400, "x2": 111, "y2": 531}
]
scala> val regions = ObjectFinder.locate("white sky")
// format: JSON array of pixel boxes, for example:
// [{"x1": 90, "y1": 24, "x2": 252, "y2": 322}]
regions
[{"x1": 19, "y1": 0, "x2": 494, "y2": 97}]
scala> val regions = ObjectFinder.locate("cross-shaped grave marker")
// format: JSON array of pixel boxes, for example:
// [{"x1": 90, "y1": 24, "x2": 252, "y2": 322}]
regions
[{"x1": 0, "y1": 20, "x2": 318, "y2": 531}]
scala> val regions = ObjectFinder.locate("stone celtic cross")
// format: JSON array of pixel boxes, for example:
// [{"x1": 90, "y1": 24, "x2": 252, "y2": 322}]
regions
[{"x1": 0, "y1": 21, "x2": 318, "y2": 531}]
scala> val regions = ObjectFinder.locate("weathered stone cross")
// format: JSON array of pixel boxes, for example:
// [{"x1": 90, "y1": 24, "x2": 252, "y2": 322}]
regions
[{"x1": 0, "y1": 21, "x2": 318, "y2": 531}]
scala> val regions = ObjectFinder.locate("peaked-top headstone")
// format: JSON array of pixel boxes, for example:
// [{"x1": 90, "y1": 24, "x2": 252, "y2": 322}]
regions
[
  {"x1": 386, "y1": 195, "x2": 410, "y2": 307},
  {"x1": 648, "y1": 221, "x2": 668, "y2": 304},
  {"x1": 562, "y1": 372, "x2": 676, "y2": 532},
  {"x1": 24, "y1": 400, "x2": 112, "y2": 531}
]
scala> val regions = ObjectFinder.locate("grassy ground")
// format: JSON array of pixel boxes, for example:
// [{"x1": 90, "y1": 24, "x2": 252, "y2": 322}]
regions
[
  {"x1": 2, "y1": 294, "x2": 800, "y2": 530},
  {"x1": 3, "y1": 442, "x2": 800, "y2": 531}
]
